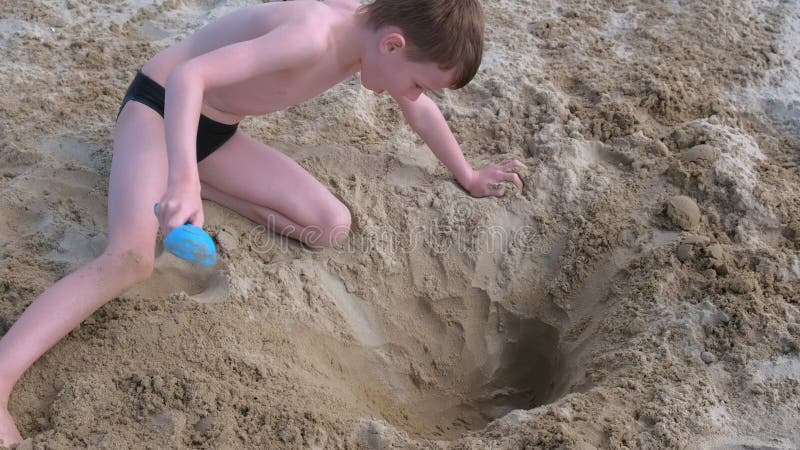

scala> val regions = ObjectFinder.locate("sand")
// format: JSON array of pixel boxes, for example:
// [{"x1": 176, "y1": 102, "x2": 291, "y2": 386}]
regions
[{"x1": 1, "y1": 0, "x2": 799, "y2": 448}]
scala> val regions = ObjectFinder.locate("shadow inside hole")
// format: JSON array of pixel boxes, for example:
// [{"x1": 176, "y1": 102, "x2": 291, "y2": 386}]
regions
[
  {"x1": 474, "y1": 316, "x2": 563, "y2": 419},
  {"x1": 405, "y1": 311, "x2": 565, "y2": 439}
]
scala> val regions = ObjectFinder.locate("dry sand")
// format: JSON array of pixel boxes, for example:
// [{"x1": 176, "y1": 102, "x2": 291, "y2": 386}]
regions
[{"x1": 1, "y1": 0, "x2": 799, "y2": 448}]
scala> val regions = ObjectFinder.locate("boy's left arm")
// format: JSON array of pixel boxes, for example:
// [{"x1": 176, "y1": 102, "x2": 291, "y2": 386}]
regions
[{"x1": 394, "y1": 93, "x2": 526, "y2": 197}]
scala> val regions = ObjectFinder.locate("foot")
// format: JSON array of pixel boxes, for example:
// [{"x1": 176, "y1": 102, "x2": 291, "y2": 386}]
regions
[{"x1": 0, "y1": 405, "x2": 22, "y2": 447}]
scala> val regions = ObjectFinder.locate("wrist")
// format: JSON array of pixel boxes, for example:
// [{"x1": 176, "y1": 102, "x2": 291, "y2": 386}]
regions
[
  {"x1": 167, "y1": 172, "x2": 200, "y2": 192},
  {"x1": 458, "y1": 169, "x2": 477, "y2": 192}
]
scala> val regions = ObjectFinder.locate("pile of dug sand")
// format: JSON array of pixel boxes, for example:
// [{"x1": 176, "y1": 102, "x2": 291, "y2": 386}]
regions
[{"x1": 1, "y1": 0, "x2": 798, "y2": 448}]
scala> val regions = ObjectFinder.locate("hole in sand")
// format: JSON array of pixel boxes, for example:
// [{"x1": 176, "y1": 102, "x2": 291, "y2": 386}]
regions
[
  {"x1": 394, "y1": 300, "x2": 565, "y2": 438},
  {"x1": 295, "y1": 229, "x2": 681, "y2": 440},
  {"x1": 304, "y1": 268, "x2": 566, "y2": 440}
]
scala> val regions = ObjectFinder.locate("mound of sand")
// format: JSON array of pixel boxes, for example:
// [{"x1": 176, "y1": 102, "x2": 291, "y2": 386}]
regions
[{"x1": 1, "y1": 0, "x2": 799, "y2": 448}]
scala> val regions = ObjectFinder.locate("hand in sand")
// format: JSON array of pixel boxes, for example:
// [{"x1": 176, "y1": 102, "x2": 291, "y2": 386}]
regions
[
  {"x1": 0, "y1": 405, "x2": 23, "y2": 447},
  {"x1": 465, "y1": 159, "x2": 528, "y2": 197}
]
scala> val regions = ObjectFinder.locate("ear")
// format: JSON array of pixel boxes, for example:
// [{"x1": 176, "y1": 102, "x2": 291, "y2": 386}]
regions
[{"x1": 379, "y1": 32, "x2": 407, "y2": 55}]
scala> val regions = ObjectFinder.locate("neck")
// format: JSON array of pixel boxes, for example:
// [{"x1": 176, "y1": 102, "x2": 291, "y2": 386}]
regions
[{"x1": 330, "y1": 9, "x2": 372, "y2": 71}]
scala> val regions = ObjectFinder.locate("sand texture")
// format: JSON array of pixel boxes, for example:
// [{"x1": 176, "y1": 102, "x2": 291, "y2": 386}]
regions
[{"x1": 1, "y1": 0, "x2": 799, "y2": 448}]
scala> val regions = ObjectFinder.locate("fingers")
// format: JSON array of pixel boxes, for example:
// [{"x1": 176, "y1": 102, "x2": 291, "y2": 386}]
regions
[
  {"x1": 469, "y1": 181, "x2": 504, "y2": 198},
  {"x1": 155, "y1": 202, "x2": 169, "y2": 235},
  {"x1": 155, "y1": 201, "x2": 191, "y2": 235},
  {"x1": 502, "y1": 171, "x2": 524, "y2": 190},
  {"x1": 498, "y1": 159, "x2": 526, "y2": 191},
  {"x1": 188, "y1": 210, "x2": 205, "y2": 229},
  {"x1": 166, "y1": 210, "x2": 190, "y2": 233},
  {"x1": 492, "y1": 187, "x2": 507, "y2": 197},
  {"x1": 468, "y1": 159, "x2": 529, "y2": 198},
  {"x1": 501, "y1": 159, "x2": 528, "y2": 170}
]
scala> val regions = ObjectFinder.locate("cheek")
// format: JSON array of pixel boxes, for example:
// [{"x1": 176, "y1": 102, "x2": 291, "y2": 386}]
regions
[
  {"x1": 362, "y1": 61, "x2": 404, "y2": 93},
  {"x1": 384, "y1": 72, "x2": 407, "y2": 93}
]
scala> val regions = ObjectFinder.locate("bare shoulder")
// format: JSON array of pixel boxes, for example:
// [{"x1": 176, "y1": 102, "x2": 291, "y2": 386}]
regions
[
  {"x1": 319, "y1": 0, "x2": 362, "y2": 12},
  {"x1": 143, "y1": 1, "x2": 344, "y2": 81},
  {"x1": 198, "y1": 1, "x2": 339, "y2": 38},
  {"x1": 253, "y1": 1, "x2": 343, "y2": 39},
  {"x1": 246, "y1": 1, "x2": 329, "y2": 27}
]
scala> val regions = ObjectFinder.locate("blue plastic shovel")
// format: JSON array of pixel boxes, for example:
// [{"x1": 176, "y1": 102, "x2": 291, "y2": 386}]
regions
[{"x1": 154, "y1": 203, "x2": 217, "y2": 266}]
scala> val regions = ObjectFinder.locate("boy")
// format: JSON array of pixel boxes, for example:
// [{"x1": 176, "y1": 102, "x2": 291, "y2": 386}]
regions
[{"x1": 0, "y1": 0, "x2": 525, "y2": 444}]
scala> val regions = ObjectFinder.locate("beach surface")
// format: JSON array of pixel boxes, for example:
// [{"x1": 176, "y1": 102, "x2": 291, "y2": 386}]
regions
[{"x1": 1, "y1": 0, "x2": 799, "y2": 448}]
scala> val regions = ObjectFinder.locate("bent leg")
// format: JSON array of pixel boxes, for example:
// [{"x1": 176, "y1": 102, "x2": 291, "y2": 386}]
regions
[
  {"x1": 197, "y1": 132, "x2": 351, "y2": 247},
  {"x1": 0, "y1": 102, "x2": 168, "y2": 445}
]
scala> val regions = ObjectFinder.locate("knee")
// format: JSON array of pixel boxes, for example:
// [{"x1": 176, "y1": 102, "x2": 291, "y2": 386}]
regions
[
  {"x1": 100, "y1": 246, "x2": 155, "y2": 284},
  {"x1": 304, "y1": 205, "x2": 351, "y2": 247},
  {"x1": 326, "y1": 207, "x2": 352, "y2": 245}
]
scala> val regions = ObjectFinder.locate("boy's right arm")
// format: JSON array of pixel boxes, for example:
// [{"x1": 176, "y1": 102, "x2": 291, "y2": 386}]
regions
[
  {"x1": 392, "y1": 93, "x2": 526, "y2": 197},
  {"x1": 156, "y1": 24, "x2": 326, "y2": 234}
]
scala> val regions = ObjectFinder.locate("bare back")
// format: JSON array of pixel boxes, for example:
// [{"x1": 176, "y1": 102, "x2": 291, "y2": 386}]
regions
[{"x1": 141, "y1": 0, "x2": 361, "y2": 124}]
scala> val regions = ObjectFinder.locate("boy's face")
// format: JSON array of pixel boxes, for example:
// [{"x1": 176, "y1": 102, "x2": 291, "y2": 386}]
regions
[{"x1": 361, "y1": 32, "x2": 457, "y2": 100}]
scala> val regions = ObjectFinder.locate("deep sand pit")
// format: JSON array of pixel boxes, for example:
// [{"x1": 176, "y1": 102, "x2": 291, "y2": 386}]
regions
[{"x1": 1, "y1": 0, "x2": 800, "y2": 448}]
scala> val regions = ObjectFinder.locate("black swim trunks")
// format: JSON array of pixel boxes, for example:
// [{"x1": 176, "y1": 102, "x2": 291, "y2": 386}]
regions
[{"x1": 117, "y1": 71, "x2": 239, "y2": 162}]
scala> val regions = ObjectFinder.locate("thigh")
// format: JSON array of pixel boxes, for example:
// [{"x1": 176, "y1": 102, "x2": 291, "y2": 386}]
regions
[
  {"x1": 197, "y1": 131, "x2": 344, "y2": 227},
  {"x1": 107, "y1": 101, "x2": 168, "y2": 250}
]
